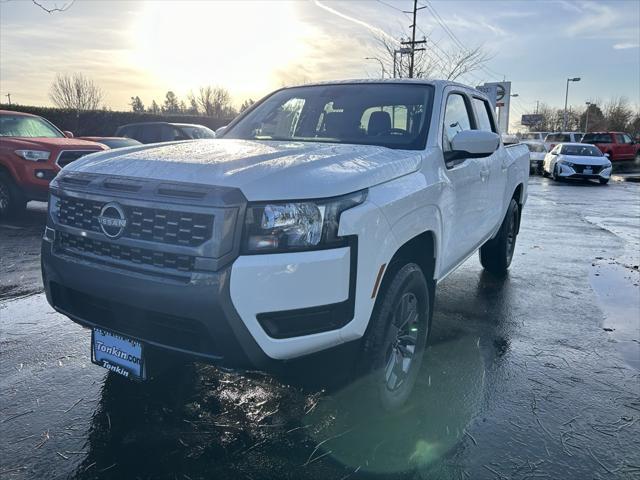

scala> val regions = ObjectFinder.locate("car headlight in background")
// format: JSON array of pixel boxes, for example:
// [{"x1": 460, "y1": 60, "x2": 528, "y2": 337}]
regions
[
  {"x1": 15, "y1": 150, "x2": 51, "y2": 161},
  {"x1": 242, "y1": 190, "x2": 367, "y2": 253}
]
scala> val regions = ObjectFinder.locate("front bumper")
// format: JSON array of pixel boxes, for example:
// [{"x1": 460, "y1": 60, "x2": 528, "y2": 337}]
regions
[
  {"x1": 42, "y1": 231, "x2": 356, "y2": 370},
  {"x1": 557, "y1": 163, "x2": 612, "y2": 179}
]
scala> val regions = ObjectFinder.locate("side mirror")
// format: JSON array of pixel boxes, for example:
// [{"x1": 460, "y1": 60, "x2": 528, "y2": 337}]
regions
[
  {"x1": 445, "y1": 130, "x2": 500, "y2": 164},
  {"x1": 551, "y1": 151, "x2": 558, "y2": 155},
  {"x1": 604, "y1": 152, "x2": 610, "y2": 158},
  {"x1": 215, "y1": 126, "x2": 227, "y2": 137},
  {"x1": 63, "y1": 130, "x2": 74, "y2": 138}
]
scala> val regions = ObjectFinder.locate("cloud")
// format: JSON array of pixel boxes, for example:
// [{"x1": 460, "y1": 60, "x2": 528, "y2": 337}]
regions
[{"x1": 613, "y1": 42, "x2": 639, "y2": 50}]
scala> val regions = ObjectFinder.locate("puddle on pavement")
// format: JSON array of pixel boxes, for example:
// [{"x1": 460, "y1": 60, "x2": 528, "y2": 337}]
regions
[
  {"x1": 303, "y1": 335, "x2": 485, "y2": 475},
  {"x1": 590, "y1": 261, "x2": 640, "y2": 370}
]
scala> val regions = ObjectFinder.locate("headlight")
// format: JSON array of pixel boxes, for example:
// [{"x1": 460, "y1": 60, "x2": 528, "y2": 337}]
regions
[
  {"x1": 562, "y1": 160, "x2": 574, "y2": 167},
  {"x1": 48, "y1": 193, "x2": 60, "y2": 220},
  {"x1": 15, "y1": 150, "x2": 50, "y2": 161},
  {"x1": 242, "y1": 190, "x2": 367, "y2": 253}
]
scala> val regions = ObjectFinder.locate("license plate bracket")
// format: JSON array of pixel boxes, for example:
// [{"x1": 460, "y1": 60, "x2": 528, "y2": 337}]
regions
[{"x1": 92, "y1": 328, "x2": 146, "y2": 381}]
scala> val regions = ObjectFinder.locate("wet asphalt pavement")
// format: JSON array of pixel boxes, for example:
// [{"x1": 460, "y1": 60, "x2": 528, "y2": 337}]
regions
[{"x1": 1, "y1": 176, "x2": 639, "y2": 480}]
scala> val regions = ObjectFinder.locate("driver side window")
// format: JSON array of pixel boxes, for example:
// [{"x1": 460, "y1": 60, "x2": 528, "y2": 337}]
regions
[{"x1": 443, "y1": 93, "x2": 473, "y2": 152}]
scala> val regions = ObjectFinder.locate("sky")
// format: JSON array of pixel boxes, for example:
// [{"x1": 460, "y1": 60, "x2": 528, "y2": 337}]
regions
[{"x1": 1, "y1": 0, "x2": 639, "y2": 126}]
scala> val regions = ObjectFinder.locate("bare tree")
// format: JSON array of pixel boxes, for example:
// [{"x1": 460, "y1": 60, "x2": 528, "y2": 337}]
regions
[
  {"x1": 240, "y1": 98, "x2": 256, "y2": 113},
  {"x1": 195, "y1": 86, "x2": 236, "y2": 118},
  {"x1": 31, "y1": 0, "x2": 75, "y2": 13},
  {"x1": 49, "y1": 73, "x2": 103, "y2": 111},
  {"x1": 442, "y1": 46, "x2": 492, "y2": 81},
  {"x1": 374, "y1": 33, "x2": 490, "y2": 81},
  {"x1": 604, "y1": 97, "x2": 633, "y2": 132}
]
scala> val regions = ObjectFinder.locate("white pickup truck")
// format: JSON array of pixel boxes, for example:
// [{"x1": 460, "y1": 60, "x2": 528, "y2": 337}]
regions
[{"x1": 42, "y1": 79, "x2": 529, "y2": 410}]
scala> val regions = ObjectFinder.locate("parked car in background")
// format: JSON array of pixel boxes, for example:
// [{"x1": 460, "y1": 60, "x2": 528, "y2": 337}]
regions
[
  {"x1": 115, "y1": 122, "x2": 216, "y2": 144},
  {"x1": 0, "y1": 110, "x2": 107, "y2": 217},
  {"x1": 43, "y1": 79, "x2": 529, "y2": 411},
  {"x1": 523, "y1": 141, "x2": 548, "y2": 174},
  {"x1": 520, "y1": 132, "x2": 549, "y2": 143},
  {"x1": 544, "y1": 132, "x2": 584, "y2": 151},
  {"x1": 581, "y1": 132, "x2": 640, "y2": 161},
  {"x1": 77, "y1": 136, "x2": 142, "y2": 150},
  {"x1": 542, "y1": 143, "x2": 612, "y2": 184}
]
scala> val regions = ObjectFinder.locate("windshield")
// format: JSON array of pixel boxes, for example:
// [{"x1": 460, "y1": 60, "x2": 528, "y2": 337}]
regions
[
  {"x1": 582, "y1": 133, "x2": 611, "y2": 143},
  {"x1": 0, "y1": 114, "x2": 64, "y2": 138},
  {"x1": 224, "y1": 83, "x2": 434, "y2": 150},
  {"x1": 179, "y1": 125, "x2": 216, "y2": 139},
  {"x1": 545, "y1": 133, "x2": 570, "y2": 142},
  {"x1": 521, "y1": 133, "x2": 541, "y2": 140},
  {"x1": 526, "y1": 142, "x2": 546, "y2": 152},
  {"x1": 561, "y1": 144, "x2": 603, "y2": 156}
]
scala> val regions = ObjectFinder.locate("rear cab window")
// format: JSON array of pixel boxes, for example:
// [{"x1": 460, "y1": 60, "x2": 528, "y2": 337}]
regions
[
  {"x1": 546, "y1": 133, "x2": 571, "y2": 142},
  {"x1": 582, "y1": 133, "x2": 612, "y2": 143},
  {"x1": 472, "y1": 97, "x2": 497, "y2": 133}
]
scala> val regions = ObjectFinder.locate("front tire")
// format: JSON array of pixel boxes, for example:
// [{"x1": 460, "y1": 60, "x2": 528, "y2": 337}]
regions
[
  {"x1": 480, "y1": 198, "x2": 519, "y2": 275},
  {"x1": 0, "y1": 173, "x2": 27, "y2": 219},
  {"x1": 599, "y1": 178, "x2": 609, "y2": 185},
  {"x1": 357, "y1": 262, "x2": 430, "y2": 411},
  {"x1": 552, "y1": 164, "x2": 561, "y2": 181}
]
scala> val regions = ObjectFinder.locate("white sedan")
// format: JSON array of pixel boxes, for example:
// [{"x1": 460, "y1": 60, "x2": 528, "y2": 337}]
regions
[{"x1": 542, "y1": 143, "x2": 612, "y2": 184}]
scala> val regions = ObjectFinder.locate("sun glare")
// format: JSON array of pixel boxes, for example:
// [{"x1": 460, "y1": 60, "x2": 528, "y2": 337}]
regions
[{"x1": 130, "y1": 1, "x2": 314, "y2": 101}]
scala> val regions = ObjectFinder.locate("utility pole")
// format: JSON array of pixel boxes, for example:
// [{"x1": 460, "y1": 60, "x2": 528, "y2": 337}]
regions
[
  {"x1": 585, "y1": 101, "x2": 592, "y2": 133},
  {"x1": 535, "y1": 100, "x2": 539, "y2": 114},
  {"x1": 5, "y1": 93, "x2": 11, "y2": 106},
  {"x1": 402, "y1": 0, "x2": 426, "y2": 78}
]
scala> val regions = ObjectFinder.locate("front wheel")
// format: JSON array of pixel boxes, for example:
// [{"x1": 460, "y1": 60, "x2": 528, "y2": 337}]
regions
[
  {"x1": 0, "y1": 173, "x2": 27, "y2": 219},
  {"x1": 599, "y1": 178, "x2": 609, "y2": 185},
  {"x1": 552, "y1": 164, "x2": 561, "y2": 181},
  {"x1": 357, "y1": 262, "x2": 431, "y2": 411},
  {"x1": 480, "y1": 198, "x2": 519, "y2": 275}
]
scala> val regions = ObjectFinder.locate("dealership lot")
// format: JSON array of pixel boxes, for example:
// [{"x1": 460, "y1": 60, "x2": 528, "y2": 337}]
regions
[{"x1": 1, "y1": 176, "x2": 639, "y2": 480}]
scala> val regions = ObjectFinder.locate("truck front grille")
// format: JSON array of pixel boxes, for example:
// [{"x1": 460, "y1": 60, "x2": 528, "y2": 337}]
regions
[
  {"x1": 56, "y1": 231, "x2": 194, "y2": 272},
  {"x1": 56, "y1": 150, "x2": 99, "y2": 168},
  {"x1": 57, "y1": 196, "x2": 214, "y2": 247}
]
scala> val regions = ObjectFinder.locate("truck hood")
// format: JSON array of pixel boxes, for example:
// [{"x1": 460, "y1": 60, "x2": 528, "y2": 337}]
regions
[
  {"x1": 7, "y1": 137, "x2": 106, "y2": 150},
  {"x1": 65, "y1": 139, "x2": 423, "y2": 200}
]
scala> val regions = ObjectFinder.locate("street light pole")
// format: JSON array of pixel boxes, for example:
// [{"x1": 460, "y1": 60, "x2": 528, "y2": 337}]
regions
[
  {"x1": 585, "y1": 101, "x2": 592, "y2": 133},
  {"x1": 365, "y1": 57, "x2": 386, "y2": 78},
  {"x1": 563, "y1": 77, "x2": 581, "y2": 130}
]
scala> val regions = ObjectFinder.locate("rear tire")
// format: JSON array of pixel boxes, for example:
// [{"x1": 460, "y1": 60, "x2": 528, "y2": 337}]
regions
[
  {"x1": 0, "y1": 173, "x2": 27, "y2": 219},
  {"x1": 480, "y1": 198, "x2": 519, "y2": 275},
  {"x1": 357, "y1": 262, "x2": 431, "y2": 412}
]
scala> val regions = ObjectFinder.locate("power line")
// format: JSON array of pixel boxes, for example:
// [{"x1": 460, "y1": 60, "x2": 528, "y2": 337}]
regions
[{"x1": 420, "y1": 0, "x2": 506, "y2": 81}]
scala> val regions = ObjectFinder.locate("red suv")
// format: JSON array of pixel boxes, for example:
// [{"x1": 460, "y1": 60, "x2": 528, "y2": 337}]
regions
[
  {"x1": 581, "y1": 132, "x2": 640, "y2": 161},
  {"x1": 0, "y1": 110, "x2": 107, "y2": 217}
]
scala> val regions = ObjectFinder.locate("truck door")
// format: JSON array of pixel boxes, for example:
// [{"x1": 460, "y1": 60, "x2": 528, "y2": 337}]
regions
[
  {"x1": 439, "y1": 90, "x2": 488, "y2": 272},
  {"x1": 472, "y1": 96, "x2": 507, "y2": 232},
  {"x1": 616, "y1": 133, "x2": 634, "y2": 159}
]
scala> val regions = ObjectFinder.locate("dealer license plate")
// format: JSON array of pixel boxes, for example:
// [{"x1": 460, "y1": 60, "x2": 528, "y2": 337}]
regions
[
  {"x1": 584, "y1": 167, "x2": 593, "y2": 175},
  {"x1": 92, "y1": 328, "x2": 145, "y2": 380}
]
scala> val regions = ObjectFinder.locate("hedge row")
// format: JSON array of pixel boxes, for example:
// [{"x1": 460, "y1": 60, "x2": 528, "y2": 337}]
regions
[{"x1": 0, "y1": 104, "x2": 233, "y2": 137}]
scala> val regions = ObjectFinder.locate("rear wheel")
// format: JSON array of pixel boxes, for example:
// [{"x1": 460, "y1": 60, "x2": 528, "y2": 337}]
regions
[
  {"x1": 0, "y1": 173, "x2": 27, "y2": 219},
  {"x1": 357, "y1": 262, "x2": 430, "y2": 411},
  {"x1": 480, "y1": 198, "x2": 519, "y2": 275}
]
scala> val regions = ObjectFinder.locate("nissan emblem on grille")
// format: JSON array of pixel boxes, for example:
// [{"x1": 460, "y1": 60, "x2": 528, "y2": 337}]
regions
[{"x1": 97, "y1": 202, "x2": 127, "y2": 239}]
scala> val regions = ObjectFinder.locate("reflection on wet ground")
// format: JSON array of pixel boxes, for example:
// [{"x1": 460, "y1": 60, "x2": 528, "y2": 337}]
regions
[{"x1": 1, "y1": 177, "x2": 639, "y2": 479}]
